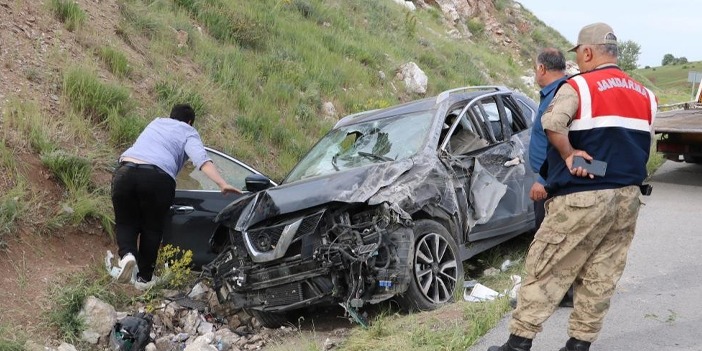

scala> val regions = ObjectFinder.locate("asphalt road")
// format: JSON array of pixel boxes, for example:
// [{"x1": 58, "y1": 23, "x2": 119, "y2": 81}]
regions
[{"x1": 469, "y1": 161, "x2": 702, "y2": 351}]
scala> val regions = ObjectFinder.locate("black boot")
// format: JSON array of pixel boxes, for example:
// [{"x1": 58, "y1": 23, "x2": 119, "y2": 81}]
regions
[
  {"x1": 558, "y1": 286, "x2": 574, "y2": 307},
  {"x1": 487, "y1": 334, "x2": 532, "y2": 351},
  {"x1": 558, "y1": 337, "x2": 591, "y2": 351}
]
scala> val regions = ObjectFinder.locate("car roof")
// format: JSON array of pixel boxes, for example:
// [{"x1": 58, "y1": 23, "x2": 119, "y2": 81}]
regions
[{"x1": 334, "y1": 86, "x2": 516, "y2": 128}]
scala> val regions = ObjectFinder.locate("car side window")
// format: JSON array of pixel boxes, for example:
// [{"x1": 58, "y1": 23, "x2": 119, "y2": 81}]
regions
[
  {"x1": 516, "y1": 99, "x2": 535, "y2": 123},
  {"x1": 470, "y1": 97, "x2": 506, "y2": 143},
  {"x1": 176, "y1": 150, "x2": 255, "y2": 190},
  {"x1": 504, "y1": 97, "x2": 530, "y2": 133}
]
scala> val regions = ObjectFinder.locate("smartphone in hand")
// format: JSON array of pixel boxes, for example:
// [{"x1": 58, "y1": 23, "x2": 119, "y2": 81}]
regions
[{"x1": 572, "y1": 156, "x2": 607, "y2": 177}]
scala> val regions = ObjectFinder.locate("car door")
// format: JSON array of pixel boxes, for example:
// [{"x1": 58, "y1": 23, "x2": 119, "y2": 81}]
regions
[
  {"x1": 469, "y1": 95, "x2": 534, "y2": 240},
  {"x1": 162, "y1": 147, "x2": 272, "y2": 268}
]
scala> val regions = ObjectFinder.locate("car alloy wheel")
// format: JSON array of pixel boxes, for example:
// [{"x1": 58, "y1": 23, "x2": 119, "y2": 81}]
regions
[
  {"x1": 399, "y1": 219, "x2": 463, "y2": 311},
  {"x1": 414, "y1": 232, "x2": 459, "y2": 304}
]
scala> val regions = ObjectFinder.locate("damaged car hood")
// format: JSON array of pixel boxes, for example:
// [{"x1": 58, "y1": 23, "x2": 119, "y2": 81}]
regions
[{"x1": 216, "y1": 159, "x2": 415, "y2": 230}]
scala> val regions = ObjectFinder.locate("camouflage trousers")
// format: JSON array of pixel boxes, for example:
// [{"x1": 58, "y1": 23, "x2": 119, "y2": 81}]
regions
[{"x1": 509, "y1": 185, "x2": 641, "y2": 342}]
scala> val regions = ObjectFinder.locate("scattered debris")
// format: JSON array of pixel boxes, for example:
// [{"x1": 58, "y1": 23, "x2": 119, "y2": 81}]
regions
[{"x1": 464, "y1": 283, "x2": 501, "y2": 302}]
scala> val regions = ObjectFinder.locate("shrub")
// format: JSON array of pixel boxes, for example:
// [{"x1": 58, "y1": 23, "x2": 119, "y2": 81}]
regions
[
  {"x1": 41, "y1": 150, "x2": 92, "y2": 191},
  {"x1": 154, "y1": 81, "x2": 207, "y2": 117},
  {"x1": 46, "y1": 270, "x2": 125, "y2": 343},
  {"x1": 60, "y1": 188, "x2": 115, "y2": 238},
  {"x1": 107, "y1": 111, "x2": 147, "y2": 147},
  {"x1": 467, "y1": 18, "x2": 485, "y2": 37},
  {"x1": 155, "y1": 244, "x2": 193, "y2": 289},
  {"x1": 97, "y1": 46, "x2": 132, "y2": 78},
  {"x1": 49, "y1": 0, "x2": 87, "y2": 32},
  {"x1": 63, "y1": 67, "x2": 132, "y2": 122},
  {"x1": 0, "y1": 185, "x2": 25, "y2": 249}
]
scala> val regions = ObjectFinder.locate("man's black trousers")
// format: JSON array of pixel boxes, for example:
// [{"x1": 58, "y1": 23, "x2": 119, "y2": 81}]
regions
[{"x1": 111, "y1": 163, "x2": 175, "y2": 281}]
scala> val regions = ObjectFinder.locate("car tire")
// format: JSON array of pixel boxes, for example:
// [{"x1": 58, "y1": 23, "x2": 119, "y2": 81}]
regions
[
  {"x1": 248, "y1": 309, "x2": 289, "y2": 328},
  {"x1": 398, "y1": 219, "x2": 463, "y2": 311}
]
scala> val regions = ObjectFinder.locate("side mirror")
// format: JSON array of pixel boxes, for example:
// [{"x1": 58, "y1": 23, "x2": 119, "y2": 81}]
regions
[{"x1": 245, "y1": 174, "x2": 274, "y2": 192}]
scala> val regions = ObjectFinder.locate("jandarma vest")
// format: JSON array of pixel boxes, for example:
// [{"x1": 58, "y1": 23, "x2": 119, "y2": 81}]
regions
[{"x1": 544, "y1": 66, "x2": 657, "y2": 196}]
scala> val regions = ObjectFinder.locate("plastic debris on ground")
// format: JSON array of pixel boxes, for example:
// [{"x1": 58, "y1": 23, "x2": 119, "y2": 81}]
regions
[
  {"x1": 105, "y1": 250, "x2": 122, "y2": 279},
  {"x1": 464, "y1": 283, "x2": 501, "y2": 302},
  {"x1": 463, "y1": 275, "x2": 522, "y2": 302}
]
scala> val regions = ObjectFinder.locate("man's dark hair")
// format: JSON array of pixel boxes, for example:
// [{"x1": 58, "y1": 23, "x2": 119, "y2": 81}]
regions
[
  {"x1": 170, "y1": 104, "x2": 195, "y2": 124},
  {"x1": 537, "y1": 48, "x2": 566, "y2": 71}
]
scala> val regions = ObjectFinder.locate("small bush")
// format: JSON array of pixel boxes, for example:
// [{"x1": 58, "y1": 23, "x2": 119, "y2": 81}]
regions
[
  {"x1": 235, "y1": 114, "x2": 268, "y2": 140},
  {"x1": 118, "y1": 2, "x2": 163, "y2": 39},
  {"x1": 0, "y1": 325, "x2": 25, "y2": 351},
  {"x1": 155, "y1": 244, "x2": 193, "y2": 289},
  {"x1": 41, "y1": 150, "x2": 92, "y2": 191},
  {"x1": 467, "y1": 18, "x2": 485, "y2": 37},
  {"x1": 0, "y1": 185, "x2": 26, "y2": 249},
  {"x1": 404, "y1": 11, "x2": 418, "y2": 39},
  {"x1": 197, "y1": 6, "x2": 271, "y2": 50},
  {"x1": 59, "y1": 188, "x2": 115, "y2": 238},
  {"x1": 3, "y1": 98, "x2": 58, "y2": 154},
  {"x1": 97, "y1": 46, "x2": 132, "y2": 78},
  {"x1": 107, "y1": 111, "x2": 147, "y2": 147},
  {"x1": 154, "y1": 81, "x2": 207, "y2": 117},
  {"x1": 46, "y1": 270, "x2": 123, "y2": 343},
  {"x1": 63, "y1": 67, "x2": 132, "y2": 122},
  {"x1": 49, "y1": 0, "x2": 87, "y2": 32}
]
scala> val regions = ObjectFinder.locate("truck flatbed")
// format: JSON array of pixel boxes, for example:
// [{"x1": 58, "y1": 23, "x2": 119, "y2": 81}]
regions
[{"x1": 654, "y1": 109, "x2": 702, "y2": 134}]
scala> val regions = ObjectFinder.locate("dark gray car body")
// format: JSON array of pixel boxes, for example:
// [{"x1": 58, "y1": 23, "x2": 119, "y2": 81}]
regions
[{"x1": 203, "y1": 86, "x2": 538, "y2": 317}]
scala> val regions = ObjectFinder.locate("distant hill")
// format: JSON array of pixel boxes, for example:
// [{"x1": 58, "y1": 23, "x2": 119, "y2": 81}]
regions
[{"x1": 634, "y1": 61, "x2": 702, "y2": 103}]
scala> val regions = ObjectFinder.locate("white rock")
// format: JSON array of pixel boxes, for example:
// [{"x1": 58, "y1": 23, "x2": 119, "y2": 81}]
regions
[
  {"x1": 391, "y1": 0, "x2": 416, "y2": 11},
  {"x1": 321, "y1": 101, "x2": 337, "y2": 120},
  {"x1": 57, "y1": 343, "x2": 78, "y2": 351},
  {"x1": 188, "y1": 282, "x2": 210, "y2": 299},
  {"x1": 78, "y1": 296, "x2": 117, "y2": 344},
  {"x1": 197, "y1": 321, "x2": 214, "y2": 335},
  {"x1": 397, "y1": 62, "x2": 428, "y2": 94}
]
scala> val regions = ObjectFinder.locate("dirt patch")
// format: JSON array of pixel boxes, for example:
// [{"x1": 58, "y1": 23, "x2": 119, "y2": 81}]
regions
[{"x1": 0, "y1": 228, "x2": 112, "y2": 338}]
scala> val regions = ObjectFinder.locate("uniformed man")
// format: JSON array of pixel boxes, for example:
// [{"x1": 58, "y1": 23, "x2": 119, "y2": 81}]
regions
[{"x1": 488, "y1": 22, "x2": 657, "y2": 351}]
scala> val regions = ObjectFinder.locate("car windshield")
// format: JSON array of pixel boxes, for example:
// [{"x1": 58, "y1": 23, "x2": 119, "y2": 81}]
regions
[{"x1": 284, "y1": 111, "x2": 433, "y2": 183}]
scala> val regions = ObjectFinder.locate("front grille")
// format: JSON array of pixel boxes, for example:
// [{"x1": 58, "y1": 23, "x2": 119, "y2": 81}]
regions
[
  {"x1": 297, "y1": 212, "x2": 323, "y2": 238},
  {"x1": 266, "y1": 282, "x2": 303, "y2": 306}
]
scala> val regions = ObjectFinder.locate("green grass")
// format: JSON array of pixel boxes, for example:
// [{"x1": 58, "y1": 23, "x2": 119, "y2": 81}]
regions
[
  {"x1": 106, "y1": 111, "x2": 147, "y2": 147},
  {"x1": 154, "y1": 80, "x2": 208, "y2": 117},
  {"x1": 635, "y1": 61, "x2": 702, "y2": 103},
  {"x1": 108, "y1": 0, "x2": 563, "y2": 179},
  {"x1": 45, "y1": 268, "x2": 130, "y2": 343},
  {"x1": 647, "y1": 138, "x2": 666, "y2": 176},
  {"x1": 3, "y1": 98, "x2": 58, "y2": 154},
  {"x1": 41, "y1": 150, "x2": 93, "y2": 192},
  {"x1": 0, "y1": 325, "x2": 25, "y2": 351},
  {"x1": 48, "y1": 0, "x2": 87, "y2": 32},
  {"x1": 0, "y1": 183, "x2": 27, "y2": 249},
  {"x1": 63, "y1": 66, "x2": 132, "y2": 122},
  {"x1": 338, "y1": 236, "x2": 529, "y2": 350},
  {"x1": 97, "y1": 46, "x2": 132, "y2": 78},
  {"x1": 60, "y1": 188, "x2": 115, "y2": 237}
]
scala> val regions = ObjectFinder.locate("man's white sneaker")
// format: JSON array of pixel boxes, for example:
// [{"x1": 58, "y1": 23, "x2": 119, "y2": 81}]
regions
[
  {"x1": 115, "y1": 253, "x2": 137, "y2": 284},
  {"x1": 133, "y1": 275, "x2": 160, "y2": 291}
]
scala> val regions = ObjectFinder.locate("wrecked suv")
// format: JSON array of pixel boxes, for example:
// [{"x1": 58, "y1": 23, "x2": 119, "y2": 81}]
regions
[{"x1": 205, "y1": 86, "x2": 538, "y2": 326}]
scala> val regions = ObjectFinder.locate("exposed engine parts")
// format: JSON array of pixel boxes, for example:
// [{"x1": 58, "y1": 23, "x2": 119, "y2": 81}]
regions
[{"x1": 204, "y1": 203, "x2": 413, "y2": 317}]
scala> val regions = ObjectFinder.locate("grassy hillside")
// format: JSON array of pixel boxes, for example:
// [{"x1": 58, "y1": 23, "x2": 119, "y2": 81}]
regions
[
  {"x1": 634, "y1": 61, "x2": 702, "y2": 103},
  {"x1": 0, "y1": 0, "x2": 576, "y2": 247}
]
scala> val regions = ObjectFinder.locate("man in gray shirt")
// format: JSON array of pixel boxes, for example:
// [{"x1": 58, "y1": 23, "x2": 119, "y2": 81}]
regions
[{"x1": 111, "y1": 104, "x2": 240, "y2": 289}]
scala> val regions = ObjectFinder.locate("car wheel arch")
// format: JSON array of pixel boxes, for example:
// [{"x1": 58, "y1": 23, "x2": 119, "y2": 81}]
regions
[{"x1": 411, "y1": 210, "x2": 462, "y2": 246}]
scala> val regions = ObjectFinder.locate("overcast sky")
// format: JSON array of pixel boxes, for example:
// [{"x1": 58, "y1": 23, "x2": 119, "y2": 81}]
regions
[{"x1": 517, "y1": 0, "x2": 701, "y2": 67}]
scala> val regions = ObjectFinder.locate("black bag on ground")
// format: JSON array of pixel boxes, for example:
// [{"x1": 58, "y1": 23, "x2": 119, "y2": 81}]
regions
[{"x1": 109, "y1": 312, "x2": 153, "y2": 351}]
